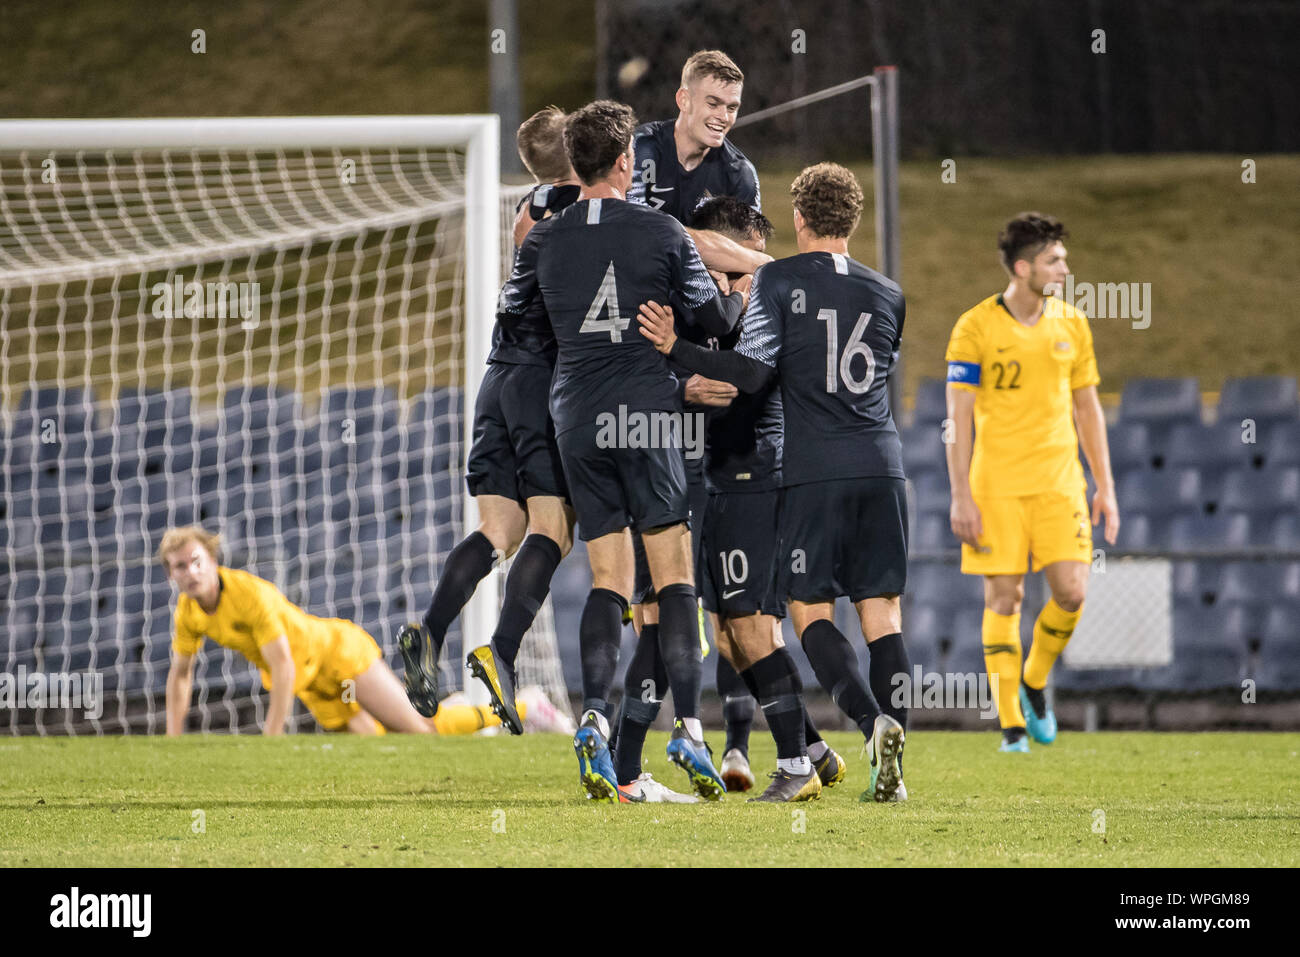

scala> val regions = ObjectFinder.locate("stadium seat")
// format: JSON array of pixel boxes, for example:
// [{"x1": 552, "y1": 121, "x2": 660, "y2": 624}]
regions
[
  {"x1": 19, "y1": 386, "x2": 99, "y2": 432},
  {"x1": 908, "y1": 562, "x2": 983, "y2": 611},
  {"x1": 1116, "y1": 467, "x2": 1203, "y2": 518},
  {"x1": 899, "y1": 605, "x2": 944, "y2": 672},
  {"x1": 1164, "y1": 421, "x2": 1262, "y2": 475},
  {"x1": 901, "y1": 423, "x2": 946, "y2": 479},
  {"x1": 1217, "y1": 376, "x2": 1299, "y2": 425},
  {"x1": 1107, "y1": 421, "x2": 1156, "y2": 473},
  {"x1": 1257, "y1": 608, "x2": 1300, "y2": 690},
  {"x1": 911, "y1": 471, "x2": 952, "y2": 516},
  {"x1": 1118, "y1": 377, "x2": 1202, "y2": 428},
  {"x1": 408, "y1": 387, "x2": 464, "y2": 475},
  {"x1": 1218, "y1": 561, "x2": 1300, "y2": 607},
  {"x1": 912, "y1": 378, "x2": 947, "y2": 429},
  {"x1": 1271, "y1": 514, "x2": 1300, "y2": 550},
  {"x1": 912, "y1": 513, "x2": 961, "y2": 553},
  {"x1": 1263, "y1": 422, "x2": 1299, "y2": 468},
  {"x1": 1220, "y1": 466, "x2": 1300, "y2": 518},
  {"x1": 1168, "y1": 512, "x2": 1253, "y2": 550},
  {"x1": 320, "y1": 385, "x2": 399, "y2": 437}
]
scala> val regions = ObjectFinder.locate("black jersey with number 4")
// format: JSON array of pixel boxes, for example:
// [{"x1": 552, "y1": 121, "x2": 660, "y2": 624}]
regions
[
  {"x1": 627, "y1": 120, "x2": 760, "y2": 226},
  {"x1": 489, "y1": 183, "x2": 582, "y2": 367},
  {"x1": 500, "y1": 196, "x2": 735, "y2": 437},
  {"x1": 736, "y1": 252, "x2": 905, "y2": 487}
]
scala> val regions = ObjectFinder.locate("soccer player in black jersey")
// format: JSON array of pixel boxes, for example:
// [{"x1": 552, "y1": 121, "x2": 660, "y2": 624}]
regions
[
  {"x1": 397, "y1": 107, "x2": 580, "y2": 735},
  {"x1": 627, "y1": 50, "x2": 770, "y2": 276},
  {"x1": 639, "y1": 164, "x2": 914, "y2": 803},
  {"x1": 507, "y1": 100, "x2": 742, "y2": 802}
]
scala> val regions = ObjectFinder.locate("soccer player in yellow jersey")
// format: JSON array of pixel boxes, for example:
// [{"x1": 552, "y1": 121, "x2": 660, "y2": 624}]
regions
[
  {"x1": 160, "y1": 526, "x2": 530, "y2": 736},
  {"x1": 944, "y1": 212, "x2": 1120, "y2": 752}
]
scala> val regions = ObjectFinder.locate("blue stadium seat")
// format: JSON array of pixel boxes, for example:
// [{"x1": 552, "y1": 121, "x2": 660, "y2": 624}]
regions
[
  {"x1": 1118, "y1": 378, "x2": 1202, "y2": 428},
  {"x1": 1218, "y1": 376, "x2": 1299, "y2": 425},
  {"x1": 1271, "y1": 514, "x2": 1300, "y2": 549},
  {"x1": 1168, "y1": 513, "x2": 1253, "y2": 550},
  {"x1": 320, "y1": 385, "x2": 399, "y2": 437},
  {"x1": 911, "y1": 514, "x2": 960, "y2": 553},
  {"x1": 1263, "y1": 422, "x2": 1299, "y2": 468},
  {"x1": 1257, "y1": 608, "x2": 1300, "y2": 690},
  {"x1": 899, "y1": 605, "x2": 944, "y2": 672},
  {"x1": 1107, "y1": 421, "x2": 1156, "y2": 473},
  {"x1": 941, "y1": 610, "x2": 986, "y2": 676},
  {"x1": 911, "y1": 471, "x2": 952, "y2": 516},
  {"x1": 1165, "y1": 421, "x2": 1262, "y2": 475},
  {"x1": 901, "y1": 423, "x2": 946, "y2": 478},
  {"x1": 1220, "y1": 466, "x2": 1300, "y2": 517},
  {"x1": 1218, "y1": 561, "x2": 1300, "y2": 606},
  {"x1": 912, "y1": 378, "x2": 947, "y2": 429},
  {"x1": 908, "y1": 562, "x2": 983, "y2": 611},
  {"x1": 19, "y1": 386, "x2": 98, "y2": 432},
  {"x1": 408, "y1": 388, "x2": 465, "y2": 474},
  {"x1": 1117, "y1": 467, "x2": 1203, "y2": 518},
  {"x1": 1171, "y1": 560, "x2": 1222, "y2": 605}
]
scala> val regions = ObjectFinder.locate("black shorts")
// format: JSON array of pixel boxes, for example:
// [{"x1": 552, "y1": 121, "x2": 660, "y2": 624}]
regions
[
  {"x1": 777, "y1": 476, "x2": 909, "y2": 603},
  {"x1": 557, "y1": 422, "x2": 688, "y2": 542},
  {"x1": 465, "y1": 363, "x2": 568, "y2": 503},
  {"x1": 631, "y1": 467, "x2": 706, "y2": 604},
  {"x1": 699, "y1": 488, "x2": 785, "y2": 619}
]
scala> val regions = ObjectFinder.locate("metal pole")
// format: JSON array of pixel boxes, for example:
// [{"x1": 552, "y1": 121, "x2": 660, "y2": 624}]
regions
[
  {"x1": 490, "y1": 0, "x2": 522, "y2": 175},
  {"x1": 871, "y1": 65, "x2": 903, "y2": 420}
]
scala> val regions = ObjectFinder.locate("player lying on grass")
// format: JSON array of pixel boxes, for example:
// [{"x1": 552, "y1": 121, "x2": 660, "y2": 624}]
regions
[
  {"x1": 638, "y1": 164, "x2": 914, "y2": 802},
  {"x1": 502, "y1": 99, "x2": 744, "y2": 801},
  {"x1": 160, "y1": 526, "x2": 557, "y2": 735},
  {"x1": 398, "y1": 106, "x2": 579, "y2": 735},
  {"x1": 944, "y1": 212, "x2": 1119, "y2": 752}
]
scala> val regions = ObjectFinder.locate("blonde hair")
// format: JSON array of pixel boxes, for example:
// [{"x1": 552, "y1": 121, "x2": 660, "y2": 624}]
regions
[
  {"x1": 157, "y1": 525, "x2": 221, "y2": 567},
  {"x1": 680, "y1": 50, "x2": 744, "y2": 90},
  {"x1": 516, "y1": 106, "x2": 571, "y2": 182}
]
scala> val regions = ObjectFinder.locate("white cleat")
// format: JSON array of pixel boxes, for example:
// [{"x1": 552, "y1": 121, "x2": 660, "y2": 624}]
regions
[
  {"x1": 518, "y1": 685, "x2": 577, "y2": 735},
  {"x1": 617, "y1": 772, "x2": 699, "y2": 804},
  {"x1": 720, "y1": 748, "x2": 755, "y2": 792}
]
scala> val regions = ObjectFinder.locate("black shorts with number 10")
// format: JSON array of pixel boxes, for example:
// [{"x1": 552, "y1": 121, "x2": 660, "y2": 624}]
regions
[
  {"x1": 699, "y1": 488, "x2": 786, "y2": 619},
  {"x1": 465, "y1": 362, "x2": 569, "y2": 503}
]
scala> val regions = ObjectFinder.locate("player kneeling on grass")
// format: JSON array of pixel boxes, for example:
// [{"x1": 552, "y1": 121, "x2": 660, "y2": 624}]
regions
[{"x1": 160, "y1": 526, "x2": 556, "y2": 735}]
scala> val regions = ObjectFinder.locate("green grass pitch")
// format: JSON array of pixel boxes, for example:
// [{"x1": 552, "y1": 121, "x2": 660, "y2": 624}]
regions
[{"x1": 3, "y1": 731, "x2": 1296, "y2": 867}]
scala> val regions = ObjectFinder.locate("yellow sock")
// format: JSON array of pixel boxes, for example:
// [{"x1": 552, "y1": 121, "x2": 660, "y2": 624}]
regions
[
  {"x1": 1024, "y1": 598, "x2": 1082, "y2": 689},
  {"x1": 430, "y1": 701, "x2": 528, "y2": 735},
  {"x1": 982, "y1": 609, "x2": 1024, "y2": 729}
]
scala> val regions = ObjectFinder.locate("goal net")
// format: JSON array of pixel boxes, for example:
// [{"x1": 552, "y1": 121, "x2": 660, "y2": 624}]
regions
[{"x1": 0, "y1": 116, "x2": 572, "y2": 734}]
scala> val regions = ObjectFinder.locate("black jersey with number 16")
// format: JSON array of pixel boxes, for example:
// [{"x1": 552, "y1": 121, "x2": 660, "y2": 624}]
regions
[{"x1": 735, "y1": 251, "x2": 905, "y2": 487}]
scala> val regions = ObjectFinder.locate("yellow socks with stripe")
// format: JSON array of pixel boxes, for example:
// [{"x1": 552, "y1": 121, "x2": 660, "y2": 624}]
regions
[
  {"x1": 431, "y1": 701, "x2": 528, "y2": 735},
  {"x1": 981, "y1": 609, "x2": 1024, "y2": 729},
  {"x1": 1024, "y1": 598, "x2": 1082, "y2": 690}
]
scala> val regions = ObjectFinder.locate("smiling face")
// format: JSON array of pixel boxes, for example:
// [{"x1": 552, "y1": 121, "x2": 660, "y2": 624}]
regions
[
  {"x1": 677, "y1": 75, "x2": 742, "y2": 151},
  {"x1": 1020, "y1": 240, "x2": 1070, "y2": 297}
]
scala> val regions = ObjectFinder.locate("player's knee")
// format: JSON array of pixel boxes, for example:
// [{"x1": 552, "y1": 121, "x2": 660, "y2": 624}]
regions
[{"x1": 1053, "y1": 589, "x2": 1085, "y2": 613}]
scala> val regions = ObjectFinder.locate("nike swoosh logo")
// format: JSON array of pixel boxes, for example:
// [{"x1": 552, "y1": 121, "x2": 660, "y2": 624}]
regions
[
  {"x1": 996, "y1": 346, "x2": 1011, "y2": 352},
  {"x1": 722, "y1": 589, "x2": 745, "y2": 599},
  {"x1": 650, "y1": 186, "x2": 674, "y2": 192}
]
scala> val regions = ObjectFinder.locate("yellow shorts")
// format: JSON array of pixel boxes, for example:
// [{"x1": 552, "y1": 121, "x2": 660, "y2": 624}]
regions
[
  {"x1": 961, "y1": 488, "x2": 1092, "y2": 576},
  {"x1": 298, "y1": 623, "x2": 383, "y2": 731}
]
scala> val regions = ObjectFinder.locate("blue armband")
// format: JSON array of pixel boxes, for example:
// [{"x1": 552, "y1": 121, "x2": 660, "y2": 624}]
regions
[{"x1": 947, "y1": 361, "x2": 981, "y2": 385}]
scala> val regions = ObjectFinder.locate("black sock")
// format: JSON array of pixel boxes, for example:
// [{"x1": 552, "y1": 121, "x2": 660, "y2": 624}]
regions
[
  {"x1": 491, "y1": 534, "x2": 562, "y2": 667},
  {"x1": 423, "y1": 530, "x2": 497, "y2": 657},
  {"x1": 747, "y1": 648, "x2": 807, "y2": 761},
  {"x1": 612, "y1": 623, "x2": 664, "y2": 782},
  {"x1": 867, "y1": 632, "x2": 911, "y2": 732},
  {"x1": 579, "y1": 587, "x2": 627, "y2": 721},
  {"x1": 801, "y1": 619, "x2": 879, "y2": 737},
  {"x1": 717, "y1": 655, "x2": 754, "y2": 756},
  {"x1": 656, "y1": 583, "x2": 702, "y2": 720},
  {"x1": 1023, "y1": 682, "x2": 1047, "y2": 719}
]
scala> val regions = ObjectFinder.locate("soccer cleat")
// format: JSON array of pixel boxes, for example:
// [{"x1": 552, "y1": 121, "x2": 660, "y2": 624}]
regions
[
  {"x1": 573, "y1": 719, "x2": 620, "y2": 802},
  {"x1": 665, "y1": 720, "x2": 727, "y2": 801},
  {"x1": 720, "y1": 748, "x2": 755, "y2": 792},
  {"x1": 517, "y1": 685, "x2": 576, "y2": 735},
  {"x1": 813, "y1": 747, "x2": 847, "y2": 788},
  {"x1": 862, "y1": 714, "x2": 905, "y2": 803},
  {"x1": 749, "y1": 767, "x2": 823, "y2": 803},
  {"x1": 466, "y1": 642, "x2": 523, "y2": 735},
  {"x1": 397, "y1": 623, "x2": 439, "y2": 718},
  {"x1": 999, "y1": 734, "x2": 1031, "y2": 753},
  {"x1": 1019, "y1": 684, "x2": 1057, "y2": 745},
  {"x1": 617, "y1": 772, "x2": 699, "y2": 804}
]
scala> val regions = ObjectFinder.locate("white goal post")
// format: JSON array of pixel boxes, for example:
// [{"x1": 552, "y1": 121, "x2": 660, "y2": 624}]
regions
[{"x1": 0, "y1": 115, "x2": 568, "y2": 732}]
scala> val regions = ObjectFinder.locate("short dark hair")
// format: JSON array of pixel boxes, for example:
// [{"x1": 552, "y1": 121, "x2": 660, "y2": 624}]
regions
[
  {"x1": 790, "y1": 163, "x2": 863, "y2": 239},
  {"x1": 690, "y1": 195, "x2": 773, "y2": 244},
  {"x1": 516, "y1": 106, "x2": 569, "y2": 182},
  {"x1": 564, "y1": 100, "x2": 638, "y2": 186},
  {"x1": 998, "y1": 212, "x2": 1068, "y2": 271}
]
